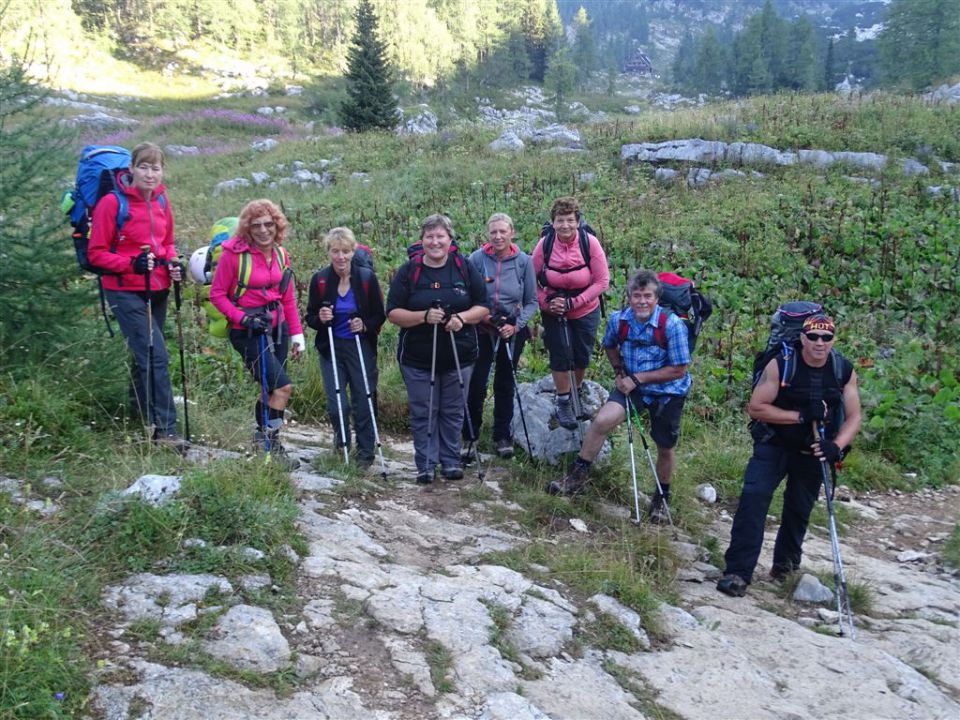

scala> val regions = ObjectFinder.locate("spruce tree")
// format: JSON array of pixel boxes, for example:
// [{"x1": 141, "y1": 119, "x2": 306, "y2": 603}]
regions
[
  {"x1": 0, "y1": 42, "x2": 83, "y2": 354},
  {"x1": 572, "y1": 7, "x2": 596, "y2": 91},
  {"x1": 340, "y1": 0, "x2": 397, "y2": 132}
]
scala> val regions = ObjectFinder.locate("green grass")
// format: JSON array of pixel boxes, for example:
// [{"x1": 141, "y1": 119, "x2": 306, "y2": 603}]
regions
[
  {"x1": 4, "y1": 76, "x2": 960, "y2": 715},
  {"x1": 424, "y1": 640, "x2": 455, "y2": 694},
  {"x1": 602, "y1": 660, "x2": 684, "y2": 720}
]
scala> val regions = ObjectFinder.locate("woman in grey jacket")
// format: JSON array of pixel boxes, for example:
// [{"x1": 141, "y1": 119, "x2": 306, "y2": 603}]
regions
[{"x1": 463, "y1": 213, "x2": 538, "y2": 459}]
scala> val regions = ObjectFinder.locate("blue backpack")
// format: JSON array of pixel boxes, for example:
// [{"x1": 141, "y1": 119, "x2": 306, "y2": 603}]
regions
[{"x1": 60, "y1": 145, "x2": 168, "y2": 333}]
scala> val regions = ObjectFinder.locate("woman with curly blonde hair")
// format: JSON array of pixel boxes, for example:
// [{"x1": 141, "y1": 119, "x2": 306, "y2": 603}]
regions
[{"x1": 210, "y1": 199, "x2": 305, "y2": 467}]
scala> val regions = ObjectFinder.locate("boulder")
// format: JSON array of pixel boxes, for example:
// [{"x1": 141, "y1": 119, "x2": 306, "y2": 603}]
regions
[
  {"x1": 511, "y1": 378, "x2": 609, "y2": 465},
  {"x1": 792, "y1": 573, "x2": 835, "y2": 604},
  {"x1": 203, "y1": 604, "x2": 291, "y2": 674},
  {"x1": 529, "y1": 124, "x2": 581, "y2": 148},
  {"x1": 398, "y1": 108, "x2": 438, "y2": 135},
  {"x1": 251, "y1": 138, "x2": 279, "y2": 152},
  {"x1": 489, "y1": 131, "x2": 525, "y2": 153},
  {"x1": 213, "y1": 178, "x2": 252, "y2": 196},
  {"x1": 123, "y1": 474, "x2": 181, "y2": 505}
]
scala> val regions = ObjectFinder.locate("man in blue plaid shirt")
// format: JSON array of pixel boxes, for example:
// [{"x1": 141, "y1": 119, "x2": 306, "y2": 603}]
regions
[{"x1": 548, "y1": 269, "x2": 691, "y2": 522}]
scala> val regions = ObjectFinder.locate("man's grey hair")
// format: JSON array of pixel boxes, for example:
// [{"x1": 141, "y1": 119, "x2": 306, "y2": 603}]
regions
[{"x1": 627, "y1": 269, "x2": 660, "y2": 297}]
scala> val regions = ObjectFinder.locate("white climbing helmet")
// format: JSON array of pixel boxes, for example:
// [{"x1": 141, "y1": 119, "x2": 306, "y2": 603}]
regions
[{"x1": 188, "y1": 246, "x2": 210, "y2": 284}]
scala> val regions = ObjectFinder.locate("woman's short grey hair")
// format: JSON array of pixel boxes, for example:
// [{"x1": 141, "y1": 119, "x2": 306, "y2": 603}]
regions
[
  {"x1": 420, "y1": 213, "x2": 455, "y2": 241},
  {"x1": 627, "y1": 269, "x2": 660, "y2": 297},
  {"x1": 324, "y1": 227, "x2": 357, "y2": 251},
  {"x1": 486, "y1": 212, "x2": 514, "y2": 231}
]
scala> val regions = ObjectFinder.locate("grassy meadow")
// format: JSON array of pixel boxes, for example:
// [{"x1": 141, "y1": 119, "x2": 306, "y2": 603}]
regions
[{"x1": 1, "y1": 77, "x2": 959, "y2": 716}]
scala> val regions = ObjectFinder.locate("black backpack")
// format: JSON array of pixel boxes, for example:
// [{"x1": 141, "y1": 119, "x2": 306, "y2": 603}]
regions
[
  {"x1": 751, "y1": 301, "x2": 842, "y2": 388},
  {"x1": 537, "y1": 216, "x2": 607, "y2": 315}
]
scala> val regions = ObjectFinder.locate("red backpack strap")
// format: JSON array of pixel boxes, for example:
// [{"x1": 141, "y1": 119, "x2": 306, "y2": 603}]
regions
[
  {"x1": 618, "y1": 317, "x2": 630, "y2": 345},
  {"x1": 653, "y1": 308, "x2": 669, "y2": 350}
]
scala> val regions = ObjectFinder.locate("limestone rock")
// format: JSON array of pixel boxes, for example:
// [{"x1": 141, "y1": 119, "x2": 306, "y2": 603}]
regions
[
  {"x1": 588, "y1": 594, "x2": 650, "y2": 650},
  {"x1": 102, "y1": 573, "x2": 233, "y2": 627},
  {"x1": 489, "y1": 131, "x2": 525, "y2": 153},
  {"x1": 505, "y1": 595, "x2": 577, "y2": 658},
  {"x1": 792, "y1": 573, "x2": 835, "y2": 604},
  {"x1": 203, "y1": 604, "x2": 290, "y2": 674},
  {"x1": 123, "y1": 474, "x2": 181, "y2": 505},
  {"x1": 92, "y1": 662, "x2": 385, "y2": 719}
]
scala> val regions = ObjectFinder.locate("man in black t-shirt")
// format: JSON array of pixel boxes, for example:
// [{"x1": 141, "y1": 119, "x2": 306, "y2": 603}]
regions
[
  {"x1": 386, "y1": 214, "x2": 488, "y2": 484},
  {"x1": 717, "y1": 315, "x2": 862, "y2": 597}
]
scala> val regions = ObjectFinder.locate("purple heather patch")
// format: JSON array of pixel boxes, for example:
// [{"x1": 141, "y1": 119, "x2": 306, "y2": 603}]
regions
[{"x1": 151, "y1": 109, "x2": 293, "y2": 132}]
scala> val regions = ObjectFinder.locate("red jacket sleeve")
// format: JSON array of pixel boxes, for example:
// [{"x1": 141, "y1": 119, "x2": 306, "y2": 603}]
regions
[
  {"x1": 160, "y1": 196, "x2": 177, "y2": 262},
  {"x1": 87, "y1": 194, "x2": 132, "y2": 275}
]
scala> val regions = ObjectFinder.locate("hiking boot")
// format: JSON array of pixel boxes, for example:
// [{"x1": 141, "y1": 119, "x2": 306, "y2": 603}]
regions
[
  {"x1": 416, "y1": 472, "x2": 434, "y2": 485},
  {"x1": 555, "y1": 396, "x2": 578, "y2": 430},
  {"x1": 717, "y1": 574, "x2": 748, "y2": 597},
  {"x1": 769, "y1": 563, "x2": 797, "y2": 583},
  {"x1": 648, "y1": 491, "x2": 671, "y2": 524},
  {"x1": 154, "y1": 433, "x2": 190, "y2": 455},
  {"x1": 495, "y1": 438, "x2": 514, "y2": 459},
  {"x1": 442, "y1": 466, "x2": 464, "y2": 480},
  {"x1": 254, "y1": 429, "x2": 299, "y2": 470},
  {"x1": 356, "y1": 455, "x2": 374, "y2": 471},
  {"x1": 461, "y1": 445, "x2": 478, "y2": 464},
  {"x1": 547, "y1": 462, "x2": 589, "y2": 496}
]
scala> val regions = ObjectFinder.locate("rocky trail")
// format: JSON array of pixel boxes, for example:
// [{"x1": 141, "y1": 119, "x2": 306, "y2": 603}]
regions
[{"x1": 90, "y1": 425, "x2": 959, "y2": 720}]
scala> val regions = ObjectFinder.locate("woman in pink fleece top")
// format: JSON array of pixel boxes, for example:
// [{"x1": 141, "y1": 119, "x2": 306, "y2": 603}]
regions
[
  {"x1": 209, "y1": 199, "x2": 304, "y2": 467},
  {"x1": 531, "y1": 196, "x2": 610, "y2": 430}
]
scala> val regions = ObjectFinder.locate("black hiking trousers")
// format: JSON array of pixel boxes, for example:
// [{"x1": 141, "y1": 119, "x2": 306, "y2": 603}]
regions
[{"x1": 722, "y1": 441, "x2": 823, "y2": 583}]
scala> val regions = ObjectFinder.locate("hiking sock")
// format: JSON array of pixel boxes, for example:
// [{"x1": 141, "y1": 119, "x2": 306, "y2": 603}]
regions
[
  {"x1": 573, "y1": 455, "x2": 592, "y2": 472},
  {"x1": 267, "y1": 407, "x2": 284, "y2": 423},
  {"x1": 656, "y1": 483, "x2": 671, "y2": 500}
]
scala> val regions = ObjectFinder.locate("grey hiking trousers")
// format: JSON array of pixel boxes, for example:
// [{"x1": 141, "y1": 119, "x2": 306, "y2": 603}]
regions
[
  {"x1": 106, "y1": 289, "x2": 178, "y2": 436},
  {"x1": 401, "y1": 363, "x2": 473, "y2": 474}
]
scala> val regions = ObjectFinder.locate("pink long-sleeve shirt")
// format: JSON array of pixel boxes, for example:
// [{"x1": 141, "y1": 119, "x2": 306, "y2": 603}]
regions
[
  {"x1": 208, "y1": 236, "x2": 303, "y2": 335},
  {"x1": 531, "y1": 232, "x2": 609, "y2": 320}
]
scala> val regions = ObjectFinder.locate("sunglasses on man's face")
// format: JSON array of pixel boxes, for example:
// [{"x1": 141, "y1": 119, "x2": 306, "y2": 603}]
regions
[{"x1": 804, "y1": 332, "x2": 834, "y2": 342}]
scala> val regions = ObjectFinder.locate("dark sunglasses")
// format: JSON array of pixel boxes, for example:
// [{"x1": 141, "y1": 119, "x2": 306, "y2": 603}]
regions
[{"x1": 804, "y1": 332, "x2": 834, "y2": 342}]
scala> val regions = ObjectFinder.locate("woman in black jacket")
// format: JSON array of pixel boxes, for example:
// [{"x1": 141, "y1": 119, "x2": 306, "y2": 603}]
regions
[{"x1": 306, "y1": 227, "x2": 386, "y2": 466}]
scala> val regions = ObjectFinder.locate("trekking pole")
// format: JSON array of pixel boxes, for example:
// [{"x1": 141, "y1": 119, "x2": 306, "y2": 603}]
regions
[
  {"x1": 259, "y1": 332, "x2": 271, "y2": 453},
  {"x1": 425, "y1": 300, "x2": 442, "y2": 479},
  {"x1": 814, "y1": 422, "x2": 856, "y2": 639},
  {"x1": 448, "y1": 316, "x2": 479, "y2": 481},
  {"x1": 323, "y1": 302, "x2": 349, "y2": 464},
  {"x1": 629, "y1": 397, "x2": 675, "y2": 530},
  {"x1": 503, "y1": 337, "x2": 533, "y2": 456},
  {"x1": 351, "y1": 314, "x2": 387, "y2": 480},
  {"x1": 141, "y1": 246, "x2": 155, "y2": 440},
  {"x1": 474, "y1": 334, "x2": 502, "y2": 482},
  {"x1": 559, "y1": 315, "x2": 584, "y2": 443},
  {"x1": 624, "y1": 397, "x2": 642, "y2": 524},
  {"x1": 173, "y1": 275, "x2": 190, "y2": 443}
]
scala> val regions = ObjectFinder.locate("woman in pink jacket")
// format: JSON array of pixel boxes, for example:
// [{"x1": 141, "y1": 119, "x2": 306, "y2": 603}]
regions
[
  {"x1": 209, "y1": 199, "x2": 305, "y2": 467},
  {"x1": 87, "y1": 142, "x2": 186, "y2": 452},
  {"x1": 531, "y1": 196, "x2": 610, "y2": 430}
]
